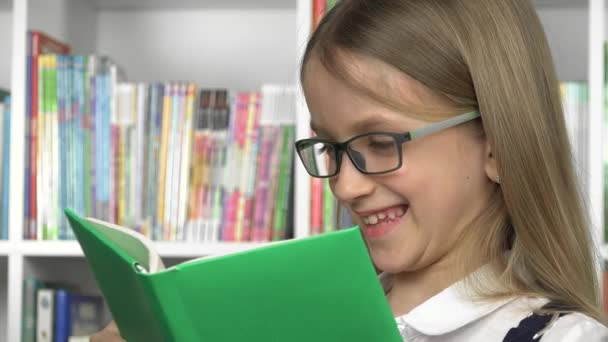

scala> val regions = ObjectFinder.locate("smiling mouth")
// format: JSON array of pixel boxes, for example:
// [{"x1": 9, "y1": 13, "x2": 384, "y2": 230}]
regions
[{"x1": 359, "y1": 204, "x2": 408, "y2": 227}]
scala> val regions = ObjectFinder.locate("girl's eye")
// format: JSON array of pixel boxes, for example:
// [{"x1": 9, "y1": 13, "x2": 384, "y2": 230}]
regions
[{"x1": 316, "y1": 143, "x2": 334, "y2": 155}]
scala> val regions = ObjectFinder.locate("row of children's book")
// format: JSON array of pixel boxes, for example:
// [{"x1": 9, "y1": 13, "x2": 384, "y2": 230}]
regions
[
  {"x1": 23, "y1": 30, "x2": 303, "y2": 242},
  {"x1": 0, "y1": 89, "x2": 9, "y2": 240},
  {"x1": 308, "y1": 0, "x2": 347, "y2": 236},
  {"x1": 22, "y1": 278, "x2": 108, "y2": 342}
]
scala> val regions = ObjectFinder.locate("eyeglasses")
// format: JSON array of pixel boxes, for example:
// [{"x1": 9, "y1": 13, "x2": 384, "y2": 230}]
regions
[{"x1": 295, "y1": 111, "x2": 481, "y2": 178}]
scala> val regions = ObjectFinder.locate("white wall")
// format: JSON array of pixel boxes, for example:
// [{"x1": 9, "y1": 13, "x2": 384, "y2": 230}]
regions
[
  {"x1": 96, "y1": 9, "x2": 297, "y2": 91},
  {"x1": 0, "y1": 10, "x2": 12, "y2": 90},
  {"x1": 536, "y1": 7, "x2": 589, "y2": 81},
  {"x1": 28, "y1": 0, "x2": 97, "y2": 54}
]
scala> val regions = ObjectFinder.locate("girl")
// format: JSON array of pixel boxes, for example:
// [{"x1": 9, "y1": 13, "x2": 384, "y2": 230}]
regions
[
  {"x1": 92, "y1": 0, "x2": 608, "y2": 340},
  {"x1": 295, "y1": 0, "x2": 608, "y2": 340}
]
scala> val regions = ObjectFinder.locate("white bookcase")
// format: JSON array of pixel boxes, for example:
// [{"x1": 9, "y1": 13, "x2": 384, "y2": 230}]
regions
[{"x1": 0, "y1": 0, "x2": 604, "y2": 341}]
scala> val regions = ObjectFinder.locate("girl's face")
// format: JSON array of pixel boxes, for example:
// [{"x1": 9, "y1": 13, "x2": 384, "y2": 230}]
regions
[{"x1": 302, "y1": 55, "x2": 497, "y2": 275}]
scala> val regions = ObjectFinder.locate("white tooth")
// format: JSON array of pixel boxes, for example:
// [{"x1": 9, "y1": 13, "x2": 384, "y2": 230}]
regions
[
  {"x1": 369, "y1": 215, "x2": 378, "y2": 225},
  {"x1": 362, "y1": 217, "x2": 370, "y2": 225},
  {"x1": 396, "y1": 207, "x2": 405, "y2": 216},
  {"x1": 388, "y1": 212, "x2": 396, "y2": 219},
  {"x1": 377, "y1": 213, "x2": 386, "y2": 220}
]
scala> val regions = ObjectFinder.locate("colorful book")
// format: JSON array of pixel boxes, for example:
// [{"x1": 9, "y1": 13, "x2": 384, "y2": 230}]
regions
[
  {"x1": 27, "y1": 31, "x2": 71, "y2": 240},
  {"x1": 64, "y1": 208, "x2": 401, "y2": 342}
]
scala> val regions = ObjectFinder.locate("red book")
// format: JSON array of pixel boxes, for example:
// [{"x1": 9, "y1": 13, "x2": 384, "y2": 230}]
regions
[
  {"x1": 312, "y1": 0, "x2": 326, "y2": 31},
  {"x1": 27, "y1": 31, "x2": 70, "y2": 239}
]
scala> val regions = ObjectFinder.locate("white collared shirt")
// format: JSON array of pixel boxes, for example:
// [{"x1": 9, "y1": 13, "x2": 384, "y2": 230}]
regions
[{"x1": 386, "y1": 277, "x2": 608, "y2": 341}]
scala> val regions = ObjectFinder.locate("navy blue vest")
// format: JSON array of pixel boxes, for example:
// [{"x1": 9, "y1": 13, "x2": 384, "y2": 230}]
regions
[{"x1": 502, "y1": 302, "x2": 568, "y2": 342}]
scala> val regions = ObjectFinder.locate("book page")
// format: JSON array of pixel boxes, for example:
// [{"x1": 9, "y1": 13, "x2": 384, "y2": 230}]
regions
[{"x1": 84, "y1": 218, "x2": 165, "y2": 273}]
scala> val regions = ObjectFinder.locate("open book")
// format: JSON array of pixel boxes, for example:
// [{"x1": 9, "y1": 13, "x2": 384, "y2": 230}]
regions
[{"x1": 64, "y1": 209, "x2": 402, "y2": 342}]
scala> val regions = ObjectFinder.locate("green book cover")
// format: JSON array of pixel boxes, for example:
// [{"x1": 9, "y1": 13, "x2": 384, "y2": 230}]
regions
[
  {"x1": 21, "y1": 277, "x2": 45, "y2": 342},
  {"x1": 64, "y1": 208, "x2": 402, "y2": 342}
]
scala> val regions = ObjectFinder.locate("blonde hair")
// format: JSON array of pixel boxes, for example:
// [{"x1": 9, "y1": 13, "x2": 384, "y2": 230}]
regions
[{"x1": 303, "y1": 0, "x2": 606, "y2": 323}]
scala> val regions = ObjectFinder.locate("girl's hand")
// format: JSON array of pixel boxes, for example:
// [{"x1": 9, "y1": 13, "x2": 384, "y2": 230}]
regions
[{"x1": 90, "y1": 321, "x2": 125, "y2": 342}]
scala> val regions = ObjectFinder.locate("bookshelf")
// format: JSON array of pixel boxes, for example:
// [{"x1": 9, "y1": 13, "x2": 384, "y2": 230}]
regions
[
  {"x1": 0, "y1": 0, "x2": 605, "y2": 341},
  {"x1": 2, "y1": 0, "x2": 311, "y2": 341}
]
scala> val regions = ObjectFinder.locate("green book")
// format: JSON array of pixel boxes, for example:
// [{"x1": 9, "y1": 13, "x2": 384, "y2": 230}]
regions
[{"x1": 64, "y1": 209, "x2": 402, "y2": 342}]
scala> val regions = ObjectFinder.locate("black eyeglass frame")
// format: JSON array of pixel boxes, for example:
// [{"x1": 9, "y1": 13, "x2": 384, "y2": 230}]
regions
[
  {"x1": 295, "y1": 110, "x2": 481, "y2": 178},
  {"x1": 295, "y1": 132, "x2": 410, "y2": 178}
]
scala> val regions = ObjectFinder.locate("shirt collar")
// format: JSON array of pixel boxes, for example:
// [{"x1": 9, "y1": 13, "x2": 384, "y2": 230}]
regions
[
  {"x1": 383, "y1": 269, "x2": 517, "y2": 336},
  {"x1": 400, "y1": 282, "x2": 515, "y2": 335}
]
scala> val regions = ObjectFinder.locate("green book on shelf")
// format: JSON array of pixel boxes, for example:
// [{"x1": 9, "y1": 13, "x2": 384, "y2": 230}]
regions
[{"x1": 64, "y1": 208, "x2": 402, "y2": 342}]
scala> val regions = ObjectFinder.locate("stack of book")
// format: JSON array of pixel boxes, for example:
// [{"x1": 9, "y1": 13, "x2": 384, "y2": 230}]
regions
[{"x1": 24, "y1": 31, "x2": 298, "y2": 243}]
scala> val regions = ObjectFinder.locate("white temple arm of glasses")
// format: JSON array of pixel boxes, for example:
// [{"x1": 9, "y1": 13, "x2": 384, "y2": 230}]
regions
[{"x1": 409, "y1": 111, "x2": 481, "y2": 140}]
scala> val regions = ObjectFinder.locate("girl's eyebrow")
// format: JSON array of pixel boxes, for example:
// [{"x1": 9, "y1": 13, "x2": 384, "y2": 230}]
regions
[{"x1": 349, "y1": 117, "x2": 390, "y2": 132}]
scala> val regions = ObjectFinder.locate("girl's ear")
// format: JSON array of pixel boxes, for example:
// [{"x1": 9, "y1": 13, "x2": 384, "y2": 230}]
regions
[{"x1": 484, "y1": 140, "x2": 500, "y2": 184}]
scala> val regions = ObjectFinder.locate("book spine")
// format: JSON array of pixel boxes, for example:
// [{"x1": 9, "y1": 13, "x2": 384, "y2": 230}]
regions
[
  {"x1": 251, "y1": 126, "x2": 271, "y2": 241},
  {"x1": 165, "y1": 83, "x2": 180, "y2": 240},
  {"x1": 201, "y1": 91, "x2": 215, "y2": 242},
  {"x1": 36, "y1": 55, "x2": 46, "y2": 239},
  {"x1": 211, "y1": 91, "x2": 229, "y2": 242},
  {"x1": 87, "y1": 56, "x2": 97, "y2": 218},
  {"x1": 313, "y1": 0, "x2": 326, "y2": 31},
  {"x1": 262, "y1": 127, "x2": 284, "y2": 241},
  {"x1": 21, "y1": 278, "x2": 43, "y2": 342},
  {"x1": 56, "y1": 55, "x2": 66, "y2": 239},
  {"x1": 157, "y1": 83, "x2": 171, "y2": 240},
  {"x1": 322, "y1": 179, "x2": 335, "y2": 233},
  {"x1": 177, "y1": 84, "x2": 195, "y2": 240},
  {"x1": 54, "y1": 289, "x2": 72, "y2": 342},
  {"x1": 36, "y1": 288, "x2": 55, "y2": 342},
  {"x1": 273, "y1": 125, "x2": 295, "y2": 240},
  {"x1": 223, "y1": 93, "x2": 246, "y2": 241},
  {"x1": 242, "y1": 93, "x2": 261, "y2": 241},
  {"x1": 76, "y1": 56, "x2": 89, "y2": 218},
  {"x1": 233, "y1": 93, "x2": 256, "y2": 241},
  {"x1": 145, "y1": 84, "x2": 158, "y2": 238},
  {"x1": 24, "y1": 34, "x2": 32, "y2": 239},
  {"x1": 173, "y1": 84, "x2": 187, "y2": 240},
  {"x1": 50, "y1": 55, "x2": 60, "y2": 239},
  {"x1": 310, "y1": 177, "x2": 323, "y2": 236},
  {"x1": 66, "y1": 55, "x2": 76, "y2": 239},
  {"x1": 139, "y1": 83, "x2": 150, "y2": 236},
  {"x1": 188, "y1": 90, "x2": 206, "y2": 241}
]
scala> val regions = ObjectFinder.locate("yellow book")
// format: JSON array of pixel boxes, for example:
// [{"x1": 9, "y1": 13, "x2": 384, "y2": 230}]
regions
[{"x1": 157, "y1": 83, "x2": 172, "y2": 239}]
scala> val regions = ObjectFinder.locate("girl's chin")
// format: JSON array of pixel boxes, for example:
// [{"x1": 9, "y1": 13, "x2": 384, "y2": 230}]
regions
[{"x1": 367, "y1": 250, "x2": 412, "y2": 274}]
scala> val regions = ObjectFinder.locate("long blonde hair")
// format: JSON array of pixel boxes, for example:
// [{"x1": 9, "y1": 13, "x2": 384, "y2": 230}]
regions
[{"x1": 303, "y1": 0, "x2": 606, "y2": 323}]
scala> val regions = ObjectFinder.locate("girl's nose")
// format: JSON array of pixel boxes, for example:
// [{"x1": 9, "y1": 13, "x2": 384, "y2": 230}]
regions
[{"x1": 330, "y1": 152, "x2": 374, "y2": 203}]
